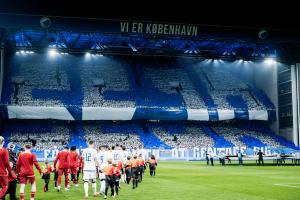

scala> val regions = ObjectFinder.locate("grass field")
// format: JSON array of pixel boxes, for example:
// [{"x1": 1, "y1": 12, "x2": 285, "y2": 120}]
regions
[{"x1": 17, "y1": 161, "x2": 300, "y2": 200}]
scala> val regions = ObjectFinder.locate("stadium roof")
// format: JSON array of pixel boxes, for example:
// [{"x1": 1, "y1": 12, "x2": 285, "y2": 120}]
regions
[{"x1": 0, "y1": 1, "x2": 300, "y2": 62}]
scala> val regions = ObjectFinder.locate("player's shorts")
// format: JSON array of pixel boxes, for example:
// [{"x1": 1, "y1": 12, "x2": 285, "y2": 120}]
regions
[
  {"x1": 139, "y1": 166, "x2": 144, "y2": 173},
  {"x1": 58, "y1": 168, "x2": 69, "y2": 176},
  {"x1": 19, "y1": 176, "x2": 36, "y2": 184},
  {"x1": 70, "y1": 167, "x2": 77, "y2": 175},
  {"x1": 99, "y1": 172, "x2": 106, "y2": 181},
  {"x1": 115, "y1": 175, "x2": 121, "y2": 182},
  {"x1": 125, "y1": 168, "x2": 132, "y2": 177},
  {"x1": 131, "y1": 168, "x2": 139, "y2": 178},
  {"x1": 83, "y1": 170, "x2": 96, "y2": 180},
  {"x1": 150, "y1": 164, "x2": 156, "y2": 169}
]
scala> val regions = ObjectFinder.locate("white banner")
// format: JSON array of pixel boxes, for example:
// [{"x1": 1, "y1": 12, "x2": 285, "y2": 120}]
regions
[
  {"x1": 187, "y1": 109, "x2": 209, "y2": 121},
  {"x1": 248, "y1": 110, "x2": 268, "y2": 120},
  {"x1": 8, "y1": 106, "x2": 74, "y2": 120},
  {"x1": 217, "y1": 109, "x2": 235, "y2": 120},
  {"x1": 82, "y1": 107, "x2": 136, "y2": 120}
]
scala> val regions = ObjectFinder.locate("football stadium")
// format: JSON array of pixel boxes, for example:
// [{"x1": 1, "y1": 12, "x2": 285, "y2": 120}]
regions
[{"x1": 0, "y1": 5, "x2": 300, "y2": 200}]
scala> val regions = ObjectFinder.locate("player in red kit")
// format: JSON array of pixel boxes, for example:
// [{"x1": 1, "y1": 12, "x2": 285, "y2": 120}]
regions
[
  {"x1": 54, "y1": 145, "x2": 70, "y2": 192},
  {"x1": 77, "y1": 155, "x2": 84, "y2": 183},
  {"x1": 69, "y1": 146, "x2": 79, "y2": 187},
  {"x1": 16, "y1": 144, "x2": 42, "y2": 200},
  {"x1": 0, "y1": 136, "x2": 16, "y2": 200}
]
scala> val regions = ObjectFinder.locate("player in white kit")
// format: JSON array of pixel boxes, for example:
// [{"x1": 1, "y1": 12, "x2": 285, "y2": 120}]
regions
[
  {"x1": 120, "y1": 146, "x2": 129, "y2": 183},
  {"x1": 97, "y1": 146, "x2": 108, "y2": 195},
  {"x1": 82, "y1": 140, "x2": 99, "y2": 198},
  {"x1": 112, "y1": 146, "x2": 120, "y2": 163},
  {"x1": 106, "y1": 147, "x2": 113, "y2": 161}
]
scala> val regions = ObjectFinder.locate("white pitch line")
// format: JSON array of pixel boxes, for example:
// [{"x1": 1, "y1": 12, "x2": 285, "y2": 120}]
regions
[{"x1": 273, "y1": 183, "x2": 300, "y2": 188}]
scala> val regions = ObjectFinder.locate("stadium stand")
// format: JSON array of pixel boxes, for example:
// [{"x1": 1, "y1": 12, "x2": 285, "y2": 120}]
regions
[
  {"x1": 1, "y1": 54, "x2": 297, "y2": 155},
  {"x1": 200, "y1": 124, "x2": 234, "y2": 148},
  {"x1": 149, "y1": 121, "x2": 214, "y2": 148},
  {"x1": 237, "y1": 121, "x2": 299, "y2": 149},
  {"x1": 139, "y1": 122, "x2": 171, "y2": 149},
  {"x1": 83, "y1": 121, "x2": 144, "y2": 149},
  {"x1": 2, "y1": 120, "x2": 70, "y2": 151},
  {"x1": 2, "y1": 120, "x2": 298, "y2": 151},
  {"x1": 1, "y1": 55, "x2": 275, "y2": 113}
]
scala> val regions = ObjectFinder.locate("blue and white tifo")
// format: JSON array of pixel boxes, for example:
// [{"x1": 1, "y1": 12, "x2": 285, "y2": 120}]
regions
[
  {"x1": 0, "y1": 54, "x2": 276, "y2": 121},
  {"x1": 0, "y1": 15, "x2": 300, "y2": 160}
]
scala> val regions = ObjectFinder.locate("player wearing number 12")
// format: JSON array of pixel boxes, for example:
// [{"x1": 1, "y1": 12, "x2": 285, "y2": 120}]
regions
[{"x1": 82, "y1": 140, "x2": 100, "y2": 198}]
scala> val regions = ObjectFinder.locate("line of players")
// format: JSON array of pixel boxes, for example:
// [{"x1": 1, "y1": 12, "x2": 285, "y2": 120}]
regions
[
  {"x1": 0, "y1": 137, "x2": 158, "y2": 200},
  {"x1": 73, "y1": 140, "x2": 158, "y2": 199}
]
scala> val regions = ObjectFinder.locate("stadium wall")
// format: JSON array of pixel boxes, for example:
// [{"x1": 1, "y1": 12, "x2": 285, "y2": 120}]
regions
[
  {"x1": 253, "y1": 62, "x2": 279, "y2": 134},
  {"x1": 280, "y1": 128, "x2": 294, "y2": 142},
  {"x1": 291, "y1": 64, "x2": 300, "y2": 146}
]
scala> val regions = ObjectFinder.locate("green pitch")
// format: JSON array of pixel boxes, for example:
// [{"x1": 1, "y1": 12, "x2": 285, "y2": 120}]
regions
[{"x1": 18, "y1": 161, "x2": 300, "y2": 200}]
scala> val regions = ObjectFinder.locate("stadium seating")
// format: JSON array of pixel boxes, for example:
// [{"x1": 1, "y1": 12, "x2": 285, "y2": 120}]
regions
[
  {"x1": 211, "y1": 123, "x2": 282, "y2": 148},
  {"x1": 148, "y1": 121, "x2": 214, "y2": 148},
  {"x1": 240, "y1": 135, "x2": 266, "y2": 147},
  {"x1": 83, "y1": 121, "x2": 144, "y2": 149},
  {"x1": 3, "y1": 120, "x2": 298, "y2": 151},
  {"x1": 200, "y1": 124, "x2": 234, "y2": 148},
  {"x1": 237, "y1": 121, "x2": 300, "y2": 149},
  {"x1": 1, "y1": 54, "x2": 275, "y2": 113},
  {"x1": 139, "y1": 122, "x2": 171, "y2": 149},
  {"x1": 1, "y1": 54, "x2": 294, "y2": 153},
  {"x1": 2, "y1": 120, "x2": 70, "y2": 151}
]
